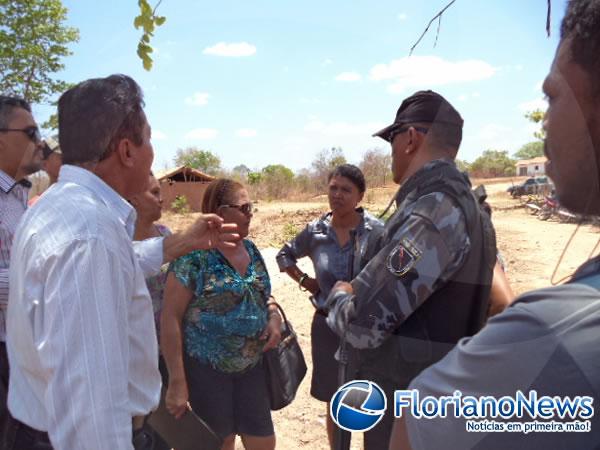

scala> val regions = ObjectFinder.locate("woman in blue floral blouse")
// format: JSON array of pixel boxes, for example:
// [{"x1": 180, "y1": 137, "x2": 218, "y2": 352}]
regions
[{"x1": 161, "y1": 178, "x2": 281, "y2": 450}]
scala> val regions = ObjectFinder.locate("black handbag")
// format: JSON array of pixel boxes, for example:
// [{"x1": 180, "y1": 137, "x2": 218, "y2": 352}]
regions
[{"x1": 263, "y1": 301, "x2": 307, "y2": 410}]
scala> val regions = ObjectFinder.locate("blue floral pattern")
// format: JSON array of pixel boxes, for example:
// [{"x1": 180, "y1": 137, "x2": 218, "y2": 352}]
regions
[{"x1": 169, "y1": 240, "x2": 270, "y2": 373}]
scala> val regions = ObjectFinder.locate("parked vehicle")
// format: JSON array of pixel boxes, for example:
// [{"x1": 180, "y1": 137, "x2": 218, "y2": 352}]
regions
[
  {"x1": 508, "y1": 177, "x2": 552, "y2": 197},
  {"x1": 538, "y1": 195, "x2": 559, "y2": 220}
]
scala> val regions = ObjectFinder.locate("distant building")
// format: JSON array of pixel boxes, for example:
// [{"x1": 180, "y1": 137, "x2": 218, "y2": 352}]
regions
[
  {"x1": 156, "y1": 166, "x2": 215, "y2": 212},
  {"x1": 515, "y1": 156, "x2": 547, "y2": 176}
]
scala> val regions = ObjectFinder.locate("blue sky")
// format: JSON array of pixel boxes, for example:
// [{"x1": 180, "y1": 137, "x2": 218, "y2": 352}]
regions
[{"x1": 34, "y1": 0, "x2": 567, "y2": 173}]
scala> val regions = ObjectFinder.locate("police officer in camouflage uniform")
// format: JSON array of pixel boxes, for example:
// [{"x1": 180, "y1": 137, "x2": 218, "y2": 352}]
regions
[{"x1": 325, "y1": 90, "x2": 497, "y2": 449}]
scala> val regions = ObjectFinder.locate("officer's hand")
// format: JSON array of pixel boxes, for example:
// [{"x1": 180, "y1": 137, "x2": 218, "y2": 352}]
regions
[
  {"x1": 302, "y1": 277, "x2": 320, "y2": 295},
  {"x1": 332, "y1": 281, "x2": 353, "y2": 294}
]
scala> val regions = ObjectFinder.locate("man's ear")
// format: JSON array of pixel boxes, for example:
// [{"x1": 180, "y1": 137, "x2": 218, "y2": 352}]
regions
[
  {"x1": 115, "y1": 138, "x2": 135, "y2": 168},
  {"x1": 406, "y1": 127, "x2": 423, "y2": 154}
]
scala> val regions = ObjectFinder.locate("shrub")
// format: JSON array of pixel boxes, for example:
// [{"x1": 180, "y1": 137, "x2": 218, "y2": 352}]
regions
[{"x1": 171, "y1": 195, "x2": 190, "y2": 214}]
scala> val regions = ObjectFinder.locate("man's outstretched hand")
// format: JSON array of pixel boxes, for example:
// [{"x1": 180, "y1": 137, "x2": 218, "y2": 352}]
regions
[
  {"x1": 163, "y1": 214, "x2": 240, "y2": 263},
  {"x1": 185, "y1": 213, "x2": 240, "y2": 250}
]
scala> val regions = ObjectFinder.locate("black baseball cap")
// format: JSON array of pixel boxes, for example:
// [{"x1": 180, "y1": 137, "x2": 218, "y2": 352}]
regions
[{"x1": 373, "y1": 90, "x2": 463, "y2": 142}]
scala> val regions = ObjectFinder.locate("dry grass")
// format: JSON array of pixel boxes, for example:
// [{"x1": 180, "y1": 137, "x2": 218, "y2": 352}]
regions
[{"x1": 159, "y1": 181, "x2": 600, "y2": 450}]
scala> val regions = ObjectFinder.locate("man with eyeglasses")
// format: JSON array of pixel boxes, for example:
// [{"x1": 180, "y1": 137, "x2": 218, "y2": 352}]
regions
[
  {"x1": 324, "y1": 90, "x2": 497, "y2": 449},
  {"x1": 0, "y1": 95, "x2": 43, "y2": 446}
]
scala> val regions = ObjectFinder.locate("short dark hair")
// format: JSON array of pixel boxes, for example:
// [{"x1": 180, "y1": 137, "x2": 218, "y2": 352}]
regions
[
  {"x1": 58, "y1": 74, "x2": 146, "y2": 165},
  {"x1": 328, "y1": 164, "x2": 366, "y2": 193},
  {"x1": 0, "y1": 95, "x2": 31, "y2": 128},
  {"x1": 202, "y1": 178, "x2": 245, "y2": 214},
  {"x1": 561, "y1": 0, "x2": 600, "y2": 94},
  {"x1": 428, "y1": 121, "x2": 463, "y2": 152}
]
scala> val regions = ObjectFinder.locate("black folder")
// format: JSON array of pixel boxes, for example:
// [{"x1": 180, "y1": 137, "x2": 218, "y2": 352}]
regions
[{"x1": 148, "y1": 390, "x2": 223, "y2": 450}]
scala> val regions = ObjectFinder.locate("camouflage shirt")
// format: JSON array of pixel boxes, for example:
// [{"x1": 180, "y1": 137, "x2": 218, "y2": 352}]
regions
[{"x1": 325, "y1": 159, "x2": 471, "y2": 349}]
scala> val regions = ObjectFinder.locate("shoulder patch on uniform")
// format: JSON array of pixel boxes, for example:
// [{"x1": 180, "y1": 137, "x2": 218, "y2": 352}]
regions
[{"x1": 386, "y1": 237, "x2": 422, "y2": 277}]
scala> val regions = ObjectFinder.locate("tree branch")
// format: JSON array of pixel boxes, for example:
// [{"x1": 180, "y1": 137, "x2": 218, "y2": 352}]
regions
[
  {"x1": 434, "y1": 15, "x2": 442, "y2": 48},
  {"x1": 152, "y1": 0, "x2": 163, "y2": 16},
  {"x1": 546, "y1": 0, "x2": 552, "y2": 37},
  {"x1": 409, "y1": 0, "x2": 457, "y2": 55}
]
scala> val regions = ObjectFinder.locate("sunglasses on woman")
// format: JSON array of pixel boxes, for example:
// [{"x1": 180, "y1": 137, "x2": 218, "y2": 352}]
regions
[{"x1": 219, "y1": 202, "x2": 253, "y2": 215}]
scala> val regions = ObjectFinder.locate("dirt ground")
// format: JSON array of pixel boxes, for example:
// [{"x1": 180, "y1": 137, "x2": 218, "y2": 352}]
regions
[{"x1": 161, "y1": 179, "x2": 600, "y2": 450}]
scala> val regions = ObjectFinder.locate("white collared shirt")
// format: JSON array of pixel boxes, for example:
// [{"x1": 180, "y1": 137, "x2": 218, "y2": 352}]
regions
[{"x1": 7, "y1": 165, "x2": 163, "y2": 450}]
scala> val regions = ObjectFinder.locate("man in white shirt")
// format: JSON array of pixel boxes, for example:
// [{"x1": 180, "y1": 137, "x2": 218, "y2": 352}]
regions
[
  {"x1": 0, "y1": 95, "x2": 44, "y2": 447},
  {"x1": 6, "y1": 74, "x2": 237, "y2": 450}
]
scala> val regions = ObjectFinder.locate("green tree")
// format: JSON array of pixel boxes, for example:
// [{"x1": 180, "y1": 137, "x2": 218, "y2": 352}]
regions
[
  {"x1": 247, "y1": 172, "x2": 262, "y2": 185},
  {"x1": 514, "y1": 141, "x2": 544, "y2": 160},
  {"x1": 0, "y1": 0, "x2": 79, "y2": 129},
  {"x1": 261, "y1": 164, "x2": 294, "y2": 198},
  {"x1": 455, "y1": 159, "x2": 471, "y2": 173},
  {"x1": 525, "y1": 109, "x2": 546, "y2": 140},
  {"x1": 469, "y1": 150, "x2": 516, "y2": 178},
  {"x1": 134, "y1": 0, "x2": 166, "y2": 71},
  {"x1": 174, "y1": 147, "x2": 221, "y2": 175}
]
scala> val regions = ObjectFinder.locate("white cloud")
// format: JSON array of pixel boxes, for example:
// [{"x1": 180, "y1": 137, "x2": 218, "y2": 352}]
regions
[
  {"x1": 534, "y1": 80, "x2": 544, "y2": 92},
  {"x1": 457, "y1": 91, "x2": 481, "y2": 102},
  {"x1": 153, "y1": 46, "x2": 172, "y2": 61},
  {"x1": 476, "y1": 124, "x2": 511, "y2": 141},
  {"x1": 304, "y1": 120, "x2": 385, "y2": 136},
  {"x1": 335, "y1": 71, "x2": 362, "y2": 82},
  {"x1": 518, "y1": 98, "x2": 548, "y2": 112},
  {"x1": 369, "y1": 56, "x2": 496, "y2": 94},
  {"x1": 184, "y1": 92, "x2": 210, "y2": 106},
  {"x1": 462, "y1": 122, "x2": 530, "y2": 162},
  {"x1": 300, "y1": 97, "x2": 321, "y2": 104},
  {"x1": 235, "y1": 128, "x2": 257, "y2": 138},
  {"x1": 280, "y1": 120, "x2": 390, "y2": 170},
  {"x1": 202, "y1": 42, "x2": 256, "y2": 57},
  {"x1": 185, "y1": 128, "x2": 218, "y2": 140},
  {"x1": 525, "y1": 122, "x2": 541, "y2": 136},
  {"x1": 322, "y1": 58, "x2": 333, "y2": 66},
  {"x1": 398, "y1": 13, "x2": 408, "y2": 20},
  {"x1": 152, "y1": 130, "x2": 167, "y2": 140}
]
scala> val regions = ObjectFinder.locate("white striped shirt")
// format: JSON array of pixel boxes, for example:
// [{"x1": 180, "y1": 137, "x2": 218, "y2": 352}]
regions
[
  {"x1": 7, "y1": 165, "x2": 162, "y2": 450},
  {"x1": 0, "y1": 169, "x2": 31, "y2": 341}
]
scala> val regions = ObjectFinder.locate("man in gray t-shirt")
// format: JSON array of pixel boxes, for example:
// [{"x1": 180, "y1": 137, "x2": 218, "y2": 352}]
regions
[
  {"x1": 404, "y1": 266, "x2": 600, "y2": 449},
  {"x1": 390, "y1": 1, "x2": 600, "y2": 449}
]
